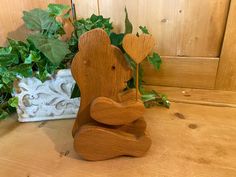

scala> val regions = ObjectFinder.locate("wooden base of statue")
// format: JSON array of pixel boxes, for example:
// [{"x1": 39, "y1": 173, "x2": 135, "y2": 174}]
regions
[{"x1": 71, "y1": 29, "x2": 152, "y2": 161}]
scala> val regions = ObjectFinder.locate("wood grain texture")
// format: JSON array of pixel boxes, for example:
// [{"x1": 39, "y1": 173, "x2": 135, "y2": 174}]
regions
[
  {"x1": 99, "y1": 0, "x2": 230, "y2": 57},
  {"x1": 0, "y1": 0, "x2": 98, "y2": 45},
  {"x1": 90, "y1": 97, "x2": 145, "y2": 125},
  {"x1": 71, "y1": 29, "x2": 132, "y2": 135},
  {"x1": 142, "y1": 56, "x2": 219, "y2": 89},
  {"x1": 216, "y1": 0, "x2": 236, "y2": 91},
  {"x1": 117, "y1": 88, "x2": 140, "y2": 102},
  {"x1": 1, "y1": 101, "x2": 236, "y2": 176},
  {"x1": 122, "y1": 34, "x2": 155, "y2": 63},
  {"x1": 74, "y1": 124, "x2": 151, "y2": 161},
  {"x1": 76, "y1": 0, "x2": 98, "y2": 18},
  {"x1": 71, "y1": 29, "x2": 151, "y2": 160}
]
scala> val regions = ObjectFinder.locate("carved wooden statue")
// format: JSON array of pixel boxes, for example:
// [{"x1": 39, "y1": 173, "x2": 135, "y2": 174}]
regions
[{"x1": 71, "y1": 28, "x2": 154, "y2": 161}]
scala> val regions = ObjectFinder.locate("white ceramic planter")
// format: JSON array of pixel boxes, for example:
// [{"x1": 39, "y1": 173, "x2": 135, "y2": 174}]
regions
[{"x1": 13, "y1": 69, "x2": 80, "y2": 122}]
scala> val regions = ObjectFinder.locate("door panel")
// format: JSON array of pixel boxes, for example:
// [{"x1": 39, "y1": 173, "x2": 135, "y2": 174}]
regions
[
  {"x1": 98, "y1": 0, "x2": 231, "y2": 89},
  {"x1": 99, "y1": 0, "x2": 230, "y2": 57}
]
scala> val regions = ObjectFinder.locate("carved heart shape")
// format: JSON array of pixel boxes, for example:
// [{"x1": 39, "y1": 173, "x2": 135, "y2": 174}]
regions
[{"x1": 122, "y1": 34, "x2": 155, "y2": 64}]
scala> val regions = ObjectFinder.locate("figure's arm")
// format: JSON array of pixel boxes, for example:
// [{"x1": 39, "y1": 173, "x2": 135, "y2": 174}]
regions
[{"x1": 90, "y1": 96, "x2": 145, "y2": 126}]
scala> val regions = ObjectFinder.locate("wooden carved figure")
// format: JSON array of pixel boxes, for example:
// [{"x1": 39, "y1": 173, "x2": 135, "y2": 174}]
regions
[{"x1": 71, "y1": 29, "x2": 153, "y2": 161}]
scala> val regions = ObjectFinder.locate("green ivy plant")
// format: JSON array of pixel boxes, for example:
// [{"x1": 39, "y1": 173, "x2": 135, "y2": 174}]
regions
[{"x1": 0, "y1": 4, "x2": 71, "y2": 119}]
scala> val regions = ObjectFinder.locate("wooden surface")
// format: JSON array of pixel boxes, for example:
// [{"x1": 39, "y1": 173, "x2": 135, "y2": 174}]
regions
[
  {"x1": 74, "y1": 123, "x2": 151, "y2": 161},
  {"x1": 90, "y1": 97, "x2": 145, "y2": 125},
  {"x1": 71, "y1": 29, "x2": 131, "y2": 134},
  {"x1": 1, "y1": 100, "x2": 236, "y2": 176},
  {"x1": 98, "y1": 0, "x2": 230, "y2": 57},
  {"x1": 216, "y1": 0, "x2": 236, "y2": 91},
  {"x1": 142, "y1": 56, "x2": 219, "y2": 89}
]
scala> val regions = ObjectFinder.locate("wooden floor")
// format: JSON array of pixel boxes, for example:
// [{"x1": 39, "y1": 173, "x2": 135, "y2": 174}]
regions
[{"x1": 0, "y1": 102, "x2": 236, "y2": 177}]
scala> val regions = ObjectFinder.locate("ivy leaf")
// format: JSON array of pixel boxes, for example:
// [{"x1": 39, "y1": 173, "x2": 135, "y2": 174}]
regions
[
  {"x1": 7, "y1": 39, "x2": 30, "y2": 61},
  {"x1": 141, "y1": 90, "x2": 170, "y2": 108},
  {"x1": 1, "y1": 71, "x2": 17, "y2": 85},
  {"x1": 24, "y1": 51, "x2": 41, "y2": 64},
  {"x1": 27, "y1": 33, "x2": 70, "y2": 65},
  {"x1": 48, "y1": 4, "x2": 70, "y2": 16},
  {"x1": 0, "y1": 110, "x2": 8, "y2": 119},
  {"x1": 71, "y1": 84, "x2": 81, "y2": 98},
  {"x1": 147, "y1": 52, "x2": 162, "y2": 70},
  {"x1": 23, "y1": 8, "x2": 62, "y2": 35},
  {"x1": 0, "y1": 46, "x2": 19, "y2": 67},
  {"x1": 139, "y1": 26, "x2": 149, "y2": 34},
  {"x1": 23, "y1": 9, "x2": 53, "y2": 31},
  {"x1": 11, "y1": 64, "x2": 33, "y2": 77},
  {"x1": 125, "y1": 7, "x2": 133, "y2": 34},
  {"x1": 110, "y1": 32, "x2": 124, "y2": 46},
  {"x1": 8, "y1": 97, "x2": 18, "y2": 108}
]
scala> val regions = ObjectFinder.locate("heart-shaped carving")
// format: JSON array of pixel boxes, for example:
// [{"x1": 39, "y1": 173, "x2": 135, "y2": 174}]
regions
[{"x1": 122, "y1": 34, "x2": 155, "y2": 64}]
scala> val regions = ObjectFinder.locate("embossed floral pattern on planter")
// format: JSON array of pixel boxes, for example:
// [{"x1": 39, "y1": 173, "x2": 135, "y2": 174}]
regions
[{"x1": 13, "y1": 69, "x2": 80, "y2": 122}]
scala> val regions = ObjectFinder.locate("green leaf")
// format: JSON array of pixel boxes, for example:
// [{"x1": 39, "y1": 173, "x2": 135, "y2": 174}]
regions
[
  {"x1": 141, "y1": 90, "x2": 170, "y2": 108},
  {"x1": 27, "y1": 33, "x2": 70, "y2": 65},
  {"x1": 125, "y1": 7, "x2": 133, "y2": 34},
  {"x1": 24, "y1": 54, "x2": 32, "y2": 64},
  {"x1": 0, "y1": 110, "x2": 8, "y2": 119},
  {"x1": 0, "y1": 53, "x2": 19, "y2": 67},
  {"x1": 1, "y1": 71, "x2": 17, "y2": 85},
  {"x1": 8, "y1": 97, "x2": 18, "y2": 108},
  {"x1": 147, "y1": 52, "x2": 162, "y2": 70},
  {"x1": 71, "y1": 84, "x2": 81, "y2": 98},
  {"x1": 139, "y1": 26, "x2": 149, "y2": 34},
  {"x1": 74, "y1": 14, "x2": 113, "y2": 39},
  {"x1": 23, "y1": 8, "x2": 62, "y2": 35},
  {"x1": 11, "y1": 64, "x2": 33, "y2": 77},
  {"x1": 7, "y1": 39, "x2": 30, "y2": 60},
  {"x1": 23, "y1": 9, "x2": 52, "y2": 31},
  {"x1": 0, "y1": 46, "x2": 19, "y2": 67},
  {"x1": 110, "y1": 32, "x2": 124, "y2": 46},
  {"x1": 0, "y1": 46, "x2": 12, "y2": 55},
  {"x1": 24, "y1": 51, "x2": 41, "y2": 64},
  {"x1": 35, "y1": 60, "x2": 51, "y2": 82},
  {"x1": 0, "y1": 67, "x2": 7, "y2": 75},
  {"x1": 48, "y1": 4, "x2": 70, "y2": 16}
]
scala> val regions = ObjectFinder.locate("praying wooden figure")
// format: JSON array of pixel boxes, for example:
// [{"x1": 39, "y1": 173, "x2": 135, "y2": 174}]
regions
[{"x1": 71, "y1": 28, "x2": 155, "y2": 161}]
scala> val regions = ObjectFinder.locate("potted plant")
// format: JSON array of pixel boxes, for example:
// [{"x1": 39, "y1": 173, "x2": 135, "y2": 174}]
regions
[
  {"x1": 0, "y1": 4, "x2": 80, "y2": 121},
  {"x1": 0, "y1": 4, "x2": 169, "y2": 122}
]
